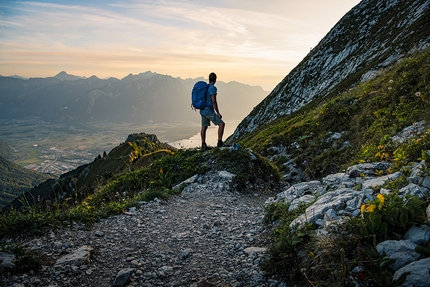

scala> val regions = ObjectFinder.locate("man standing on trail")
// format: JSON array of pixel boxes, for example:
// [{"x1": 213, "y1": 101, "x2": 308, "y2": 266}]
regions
[{"x1": 200, "y1": 72, "x2": 225, "y2": 150}]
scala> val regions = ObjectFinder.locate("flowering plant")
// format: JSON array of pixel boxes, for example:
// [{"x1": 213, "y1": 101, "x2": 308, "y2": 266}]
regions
[{"x1": 360, "y1": 193, "x2": 425, "y2": 239}]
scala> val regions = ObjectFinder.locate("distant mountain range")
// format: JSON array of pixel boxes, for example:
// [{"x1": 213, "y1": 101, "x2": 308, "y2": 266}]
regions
[{"x1": 0, "y1": 71, "x2": 267, "y2": 124}]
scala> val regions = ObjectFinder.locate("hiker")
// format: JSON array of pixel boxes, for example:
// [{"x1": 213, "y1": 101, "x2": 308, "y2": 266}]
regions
[{"x1": 200, "y1": 72, "x2": 225, "y2": 150}]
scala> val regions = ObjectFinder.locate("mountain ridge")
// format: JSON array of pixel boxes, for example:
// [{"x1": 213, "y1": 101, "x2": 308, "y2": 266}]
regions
[{"x1": 229, "y1": 0, "x2": 430, "y2": 142}]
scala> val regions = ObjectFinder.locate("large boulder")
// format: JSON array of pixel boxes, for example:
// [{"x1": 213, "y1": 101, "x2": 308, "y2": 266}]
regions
[
  {"x1": 393, "y1": 257, "x2": 430, "y2": 287},
  {"x1": 376, "y1": 240, "x2": 421, "y2": 271}
]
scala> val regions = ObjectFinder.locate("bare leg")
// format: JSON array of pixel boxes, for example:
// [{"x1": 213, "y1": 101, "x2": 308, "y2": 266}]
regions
[
  {"x1": 218, "y1": 122, "x2": 225, "y2": 141},
  {"x1": 201, "y1": 126, "x2": 208, "y2": 144}
]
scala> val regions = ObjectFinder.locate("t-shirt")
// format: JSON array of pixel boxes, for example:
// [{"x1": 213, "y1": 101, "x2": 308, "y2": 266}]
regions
[{"x1": 200, "y1": 84, "x2": 217, "y2": 115}]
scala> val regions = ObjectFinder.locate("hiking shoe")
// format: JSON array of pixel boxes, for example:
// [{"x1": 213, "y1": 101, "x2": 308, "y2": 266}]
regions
[
  {"x1": 202, "y1": 143, "x2": 212, "y2": 151},
  {"x1": 217, "y1": 140, "x2": 224, "y2": 147}
]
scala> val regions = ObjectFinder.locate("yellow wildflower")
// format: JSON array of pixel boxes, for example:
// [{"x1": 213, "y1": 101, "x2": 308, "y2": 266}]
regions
[
  {"x1": 360, "y1": 204, "x2": 368, "y2": 213},
  {"x1": 367, "y1": 204, "x2": 377, "y2": 213},
  {"x1": 377, "y1": 194, "x2": 385, "y2": 209}
]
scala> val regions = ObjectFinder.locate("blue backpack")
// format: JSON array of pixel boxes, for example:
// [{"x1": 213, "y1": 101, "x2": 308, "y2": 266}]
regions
[{"x1": 191, "y1": 81, "x2": 211, "y2": 110}]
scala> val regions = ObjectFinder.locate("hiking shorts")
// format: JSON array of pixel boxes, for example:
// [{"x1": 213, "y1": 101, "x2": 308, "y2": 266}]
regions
[{"x1": 201, "y1": 113, "x2": 224, "y2": 127}]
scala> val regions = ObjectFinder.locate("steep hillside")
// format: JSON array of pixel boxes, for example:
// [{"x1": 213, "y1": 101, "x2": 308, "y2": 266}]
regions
[
  {"x1": 229, "y1": 0, "x2": 430, "y2": 141},
  {"x1": 0, "y1": 141, "x2": 14, "y2": 160},
  {"x1": 233, "y1": 46, "x2": 430, "y2": 182},
  {"x1": 0, "y1": 156, "x2": 55, "y2": 209}
]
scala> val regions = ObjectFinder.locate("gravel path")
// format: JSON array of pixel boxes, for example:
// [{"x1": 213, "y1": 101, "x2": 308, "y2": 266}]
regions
[{"x1": 2, "y1": 190, "x2": 286, "y2": 287}]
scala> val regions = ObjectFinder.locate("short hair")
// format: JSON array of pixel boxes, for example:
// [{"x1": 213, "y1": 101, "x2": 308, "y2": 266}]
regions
[{"x1": 209, "y1": 72, "x2": 217, "y2": 83}]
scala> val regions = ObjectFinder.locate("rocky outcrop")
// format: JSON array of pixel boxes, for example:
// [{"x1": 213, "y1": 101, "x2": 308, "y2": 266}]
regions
[
  {"x1": 266, "y1": 159, "x2": 430, "y2": 286},
  {"x1": 392, "y1": 257, "x2": 430, "y2": 287}
]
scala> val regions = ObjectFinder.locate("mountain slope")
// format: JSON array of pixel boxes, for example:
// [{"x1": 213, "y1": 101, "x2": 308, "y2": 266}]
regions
[
  {"x1": 229, "y1": 0, "x2": 430, "y2": 141},
  {"x1": 234, "y1": 45, "x2": 430, "y2": 182},
  {"x1": 0, "y1": 140, "x2": 14, "y2": 160},
  {"x1": 0, "y1": 156, "x2": 55, "y2": 209}
]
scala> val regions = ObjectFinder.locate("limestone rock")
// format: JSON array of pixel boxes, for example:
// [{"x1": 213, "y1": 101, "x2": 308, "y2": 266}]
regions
[
  {"x1": 393, "y1": 257, "x2": 430, "y2": 287},
  {"x1": 347, "y1": 162, "x2": 391, "y2": 177},
  {"x1": 362, "y1": 171, "x2": 401, "y2": 189},
  {"x1": 290, "y1": 188, "x2": 365, "y2": 227},
  {"x1": 376, "y1": 240, "x2": 421, "y2": 271},
  {"x1": 54, "y1": 245, "x2": 93, "y2": 268},
  {"x1": 399, "y1": 183, "x2": 430, "y2": 199},
  {"x1": 244, "y1": 247, "x2": 267, "y2": 254},
  {"x1": 403, "y1": 225, "x2": 430, "y2": 245}
]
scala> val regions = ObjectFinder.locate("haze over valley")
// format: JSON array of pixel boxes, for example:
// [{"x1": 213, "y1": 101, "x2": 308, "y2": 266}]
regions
[{"x1": 0, "y1": 71, "x2": 266, "y2": 175}]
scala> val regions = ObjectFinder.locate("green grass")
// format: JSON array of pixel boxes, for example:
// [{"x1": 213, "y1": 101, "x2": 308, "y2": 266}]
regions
[{"x1": 235, "y1": 47, "x2": 430, "y2": 178}]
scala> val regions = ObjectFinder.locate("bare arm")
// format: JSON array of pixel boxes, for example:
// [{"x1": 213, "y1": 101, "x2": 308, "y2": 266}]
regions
[{"x1": 211, "y1": 94, "x2": 222, "y2": 119}]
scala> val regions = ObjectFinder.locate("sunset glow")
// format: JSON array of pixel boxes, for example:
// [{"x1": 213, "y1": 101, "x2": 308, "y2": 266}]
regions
[{"x1": 0, "y1": 0, "x2": 361, "y2": 90}]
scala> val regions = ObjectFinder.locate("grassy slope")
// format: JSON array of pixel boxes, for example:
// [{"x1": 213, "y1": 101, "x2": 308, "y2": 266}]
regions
[
  {"x1": 235, "y1": 47, "x2": 430, "y2": 178},
  {"x1": 0, "y1": 133, "x2": 281, "y2": 237}
]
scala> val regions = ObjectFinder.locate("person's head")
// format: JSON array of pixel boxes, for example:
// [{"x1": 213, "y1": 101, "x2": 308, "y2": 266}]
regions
[{"x1": 209, "y1": 72, "x2": 217, "y2": 84}]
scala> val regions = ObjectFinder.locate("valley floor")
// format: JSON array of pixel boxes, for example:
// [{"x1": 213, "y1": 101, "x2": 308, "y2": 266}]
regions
[{"x1": 0, "y1": 119, "x2": 200, "y2": 175}]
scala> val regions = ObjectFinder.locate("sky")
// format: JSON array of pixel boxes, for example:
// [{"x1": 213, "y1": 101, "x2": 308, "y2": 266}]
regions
[{"x1": 0, "y1": 0, "x2": 361, "y2": 91}]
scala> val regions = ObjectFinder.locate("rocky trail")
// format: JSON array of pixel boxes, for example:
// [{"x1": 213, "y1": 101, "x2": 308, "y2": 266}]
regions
[{"x1": 2, "y1": 187, "x2": 285, "y2": 287}]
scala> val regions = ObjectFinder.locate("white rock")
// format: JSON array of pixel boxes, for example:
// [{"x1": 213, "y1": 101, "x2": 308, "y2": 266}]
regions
[
  {"x1": 376, "y1": 240, "x2": 421, "y2": 271},
  {"x1": 393, "y1": 257, "x2": 430, "y2": 287},
  {"x1": 362, "y1": 172, "x2": 401, "y2": 189},
  {"x1": 403, "y1": 225, "x2": 430, "y2": 245}
]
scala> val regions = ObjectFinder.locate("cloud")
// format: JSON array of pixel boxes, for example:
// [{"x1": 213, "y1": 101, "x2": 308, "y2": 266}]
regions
[{"x1": 0, "y1": 0, "x2": 360, "y2": 90}]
